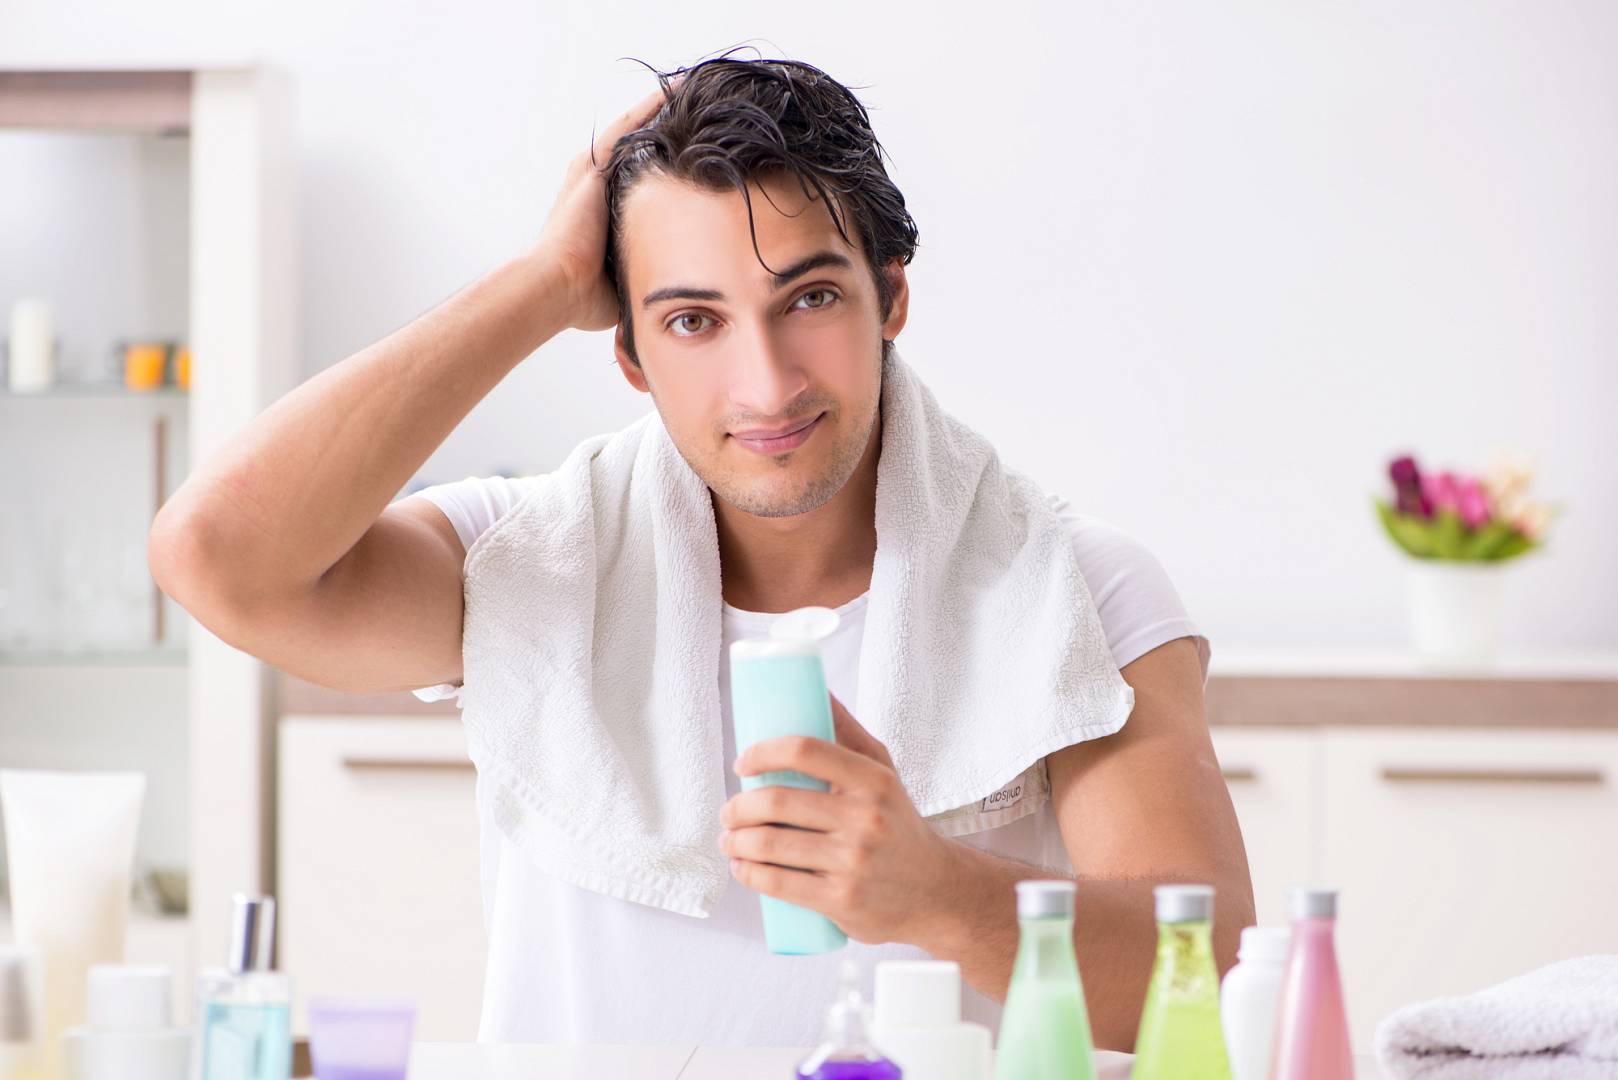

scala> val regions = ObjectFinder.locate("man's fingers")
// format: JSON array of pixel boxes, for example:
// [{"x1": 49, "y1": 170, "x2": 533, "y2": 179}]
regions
[
  {"x1": 729, "y1": 856, "x2": 836, "y2": 914},
  {"x1": 829, "y1": 694, "x2": 896, "y2": 770},
  {"x1": 735, "y1": 733, "x2": 885, "y2": 791},
  {"x1": 590, "y1": 78, "x2": 682, "y2": 169},
  {"x1": 720, "y1": 785, "x2": 840, "y2": 831},
  {"x1": 722, "y1": 824, "x2": 833, "y2": 874}
]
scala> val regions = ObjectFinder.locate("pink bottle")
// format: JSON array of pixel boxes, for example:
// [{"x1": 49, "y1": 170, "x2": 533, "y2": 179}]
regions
[{"x1": 1268, "y1": 886, "x2": 1353, "y2": 1080}]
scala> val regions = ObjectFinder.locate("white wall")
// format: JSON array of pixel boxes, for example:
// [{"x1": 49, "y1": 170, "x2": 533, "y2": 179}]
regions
[{"x1": 4, "y1": 1, "x2": 1616, "y2": 656}]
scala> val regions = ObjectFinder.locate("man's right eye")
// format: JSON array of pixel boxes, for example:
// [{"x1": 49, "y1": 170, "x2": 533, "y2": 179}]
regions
[{"x1": 669, "y1": 313, "x2": 714, "y2": 337}]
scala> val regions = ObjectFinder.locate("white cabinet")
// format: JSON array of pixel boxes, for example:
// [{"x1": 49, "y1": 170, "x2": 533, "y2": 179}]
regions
[
  {"x1": 278, "y1": 716, "x2": 485, "y2": 1040},
  {"x1": 1320, "y1": 727, "x2": 1618, "y2": 1054},
  {"x1": 274, "y1": 715, "x2": 1618, "y2": 1054},
  {"x1": 1209, "y1": 728, "x2": 1317, "y2": 927},
  {"x1": 1212, "y1": 724, "x2": 1618, "y2": 1055}
]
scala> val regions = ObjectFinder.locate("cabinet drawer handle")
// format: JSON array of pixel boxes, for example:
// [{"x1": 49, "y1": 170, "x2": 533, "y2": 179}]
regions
[
  {"x1": 341, "y1": 756, "x2": 475, "y2": 772},
  {"x1": 1379, "y1": 766, "x2": 1607, "y2": 786},
  {"x1": 1221, "y1": 767, "x2": 1259, "y2": 783}
]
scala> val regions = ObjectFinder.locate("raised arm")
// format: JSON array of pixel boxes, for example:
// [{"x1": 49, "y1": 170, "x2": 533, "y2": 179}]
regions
[{"x1": 147, "y1": 84, "x2": 676, "y2": 693}]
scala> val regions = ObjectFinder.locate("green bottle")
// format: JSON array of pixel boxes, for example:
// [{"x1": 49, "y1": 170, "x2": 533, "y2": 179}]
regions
[
  {"x1": 993, "y1": 880, "x2": 1097, "y2": 1080},
  {"x1": 1131, "y1": 884, "x2": 1232, "y2": 1080}
]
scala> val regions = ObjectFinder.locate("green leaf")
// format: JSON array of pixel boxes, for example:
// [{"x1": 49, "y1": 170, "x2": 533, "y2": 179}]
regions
[
  {"x1": 1459, "y1": 520, "x2": 1517, "y2": 560},
  {"x1": 1431, "y1": 509, "x2": 1466, "y2": 559},
  {"x1": 1375, "y1": 499, "x2": 1435, "y2": 558},
  {"x1": 1488, "y1": 533, "x2": 1535, "y2": 561}
]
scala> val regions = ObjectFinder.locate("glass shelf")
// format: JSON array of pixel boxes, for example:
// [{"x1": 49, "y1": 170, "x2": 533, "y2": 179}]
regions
[
  {"x1": 0, "y1": 647, "x2": 188, "y2": 666},
  {"x1": 0, "y1": 383, "x2": 187, "y2": 399}
]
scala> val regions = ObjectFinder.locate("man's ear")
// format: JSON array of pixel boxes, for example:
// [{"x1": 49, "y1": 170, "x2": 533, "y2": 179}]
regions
[
  {"x1": 614, "y1": 323, "x2": 651, "y2": 394},
  {"x1": 880, "y1": 257, "x2": 910, "y2": 341}
]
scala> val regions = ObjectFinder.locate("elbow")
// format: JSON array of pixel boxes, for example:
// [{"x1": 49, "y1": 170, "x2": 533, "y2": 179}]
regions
[
  {"x1": 148, "y1": 500, "x2": 202, "y2": 610},
  {"x1": 148, "y1": 499, "x2": 252, "y2": 631}
]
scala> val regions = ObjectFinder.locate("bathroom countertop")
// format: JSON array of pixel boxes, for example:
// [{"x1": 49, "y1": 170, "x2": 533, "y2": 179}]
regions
[
  {"x1": 393, "y1": 1043, "x2": 1390, "y2": 1078},
  {"x1": 279, "y1": 652, "x2": 1618, "y2": 729}
]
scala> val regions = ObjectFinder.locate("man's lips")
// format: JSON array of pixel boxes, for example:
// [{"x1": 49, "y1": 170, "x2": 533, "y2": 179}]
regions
[{"x1": 730, "y1": 413, "x2": 823, "y2": 454}]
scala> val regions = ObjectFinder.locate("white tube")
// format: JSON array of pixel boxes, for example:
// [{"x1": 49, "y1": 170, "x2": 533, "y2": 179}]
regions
[{"x1": 0, "y1": 770, "x2": 145, "y2": 1079}]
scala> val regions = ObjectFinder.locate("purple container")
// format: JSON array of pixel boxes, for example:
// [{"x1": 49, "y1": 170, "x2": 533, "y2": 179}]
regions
[{"x1": 307, "y1": 997, "x2": 416, "y2": 1080}]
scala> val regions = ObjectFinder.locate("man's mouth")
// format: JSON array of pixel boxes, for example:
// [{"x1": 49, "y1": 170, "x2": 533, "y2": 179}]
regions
[{"x1": 729, "y1": 413, "x2": 824, "y2": 455}]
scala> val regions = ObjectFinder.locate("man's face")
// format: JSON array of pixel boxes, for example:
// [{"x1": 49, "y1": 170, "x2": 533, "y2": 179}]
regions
[{"x1": 613, "y1": 172, "x2": 908, "y2": 518}]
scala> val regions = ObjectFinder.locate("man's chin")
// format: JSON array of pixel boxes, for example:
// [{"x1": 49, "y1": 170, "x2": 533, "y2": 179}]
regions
[{"x1": 709, "y1": 474, "x2": 843, "y2": 520}]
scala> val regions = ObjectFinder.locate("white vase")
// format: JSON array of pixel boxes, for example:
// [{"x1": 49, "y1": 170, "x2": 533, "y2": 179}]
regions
[{"x1": 1406, "y1": 560, "x2": 1508, "y2": 662}]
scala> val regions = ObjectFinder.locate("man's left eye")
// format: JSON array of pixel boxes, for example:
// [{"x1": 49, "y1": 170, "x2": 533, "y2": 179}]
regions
[{"x1": 796, "y1": 289, "x2": 839, "y2": 310}]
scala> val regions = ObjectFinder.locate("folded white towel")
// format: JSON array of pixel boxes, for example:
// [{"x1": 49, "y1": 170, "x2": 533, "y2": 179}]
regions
[
  {"x1": 455, "y1": 346, "x2": 1135, "y2": 917},
  {"x1": 1374, "y1": 955, "x2": 1618, "y2": 1079}
]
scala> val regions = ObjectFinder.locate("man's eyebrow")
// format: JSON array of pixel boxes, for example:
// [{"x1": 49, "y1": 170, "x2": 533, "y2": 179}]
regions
[{"x1": 640, "y1": 251, "x2": 855, "y2": 310}]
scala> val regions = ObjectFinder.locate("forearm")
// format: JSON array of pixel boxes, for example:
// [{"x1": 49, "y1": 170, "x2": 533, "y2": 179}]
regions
[
  {"x1": 914, "y1": 841, "x2": 1252, "y2": 1052},
  {"x1": 152, "y1": 247, "x2": 572, "y2": 604}
]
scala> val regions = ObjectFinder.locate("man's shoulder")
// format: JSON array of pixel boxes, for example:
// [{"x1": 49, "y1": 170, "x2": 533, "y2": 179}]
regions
[{"x1": 1043, "y1": 493, "x2": 1164, "y2": 577}]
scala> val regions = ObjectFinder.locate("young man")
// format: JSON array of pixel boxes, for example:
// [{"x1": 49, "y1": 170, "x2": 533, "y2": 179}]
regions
[{"x1": 149, "y1": 56, "x2": 1253, "y2": 1051}]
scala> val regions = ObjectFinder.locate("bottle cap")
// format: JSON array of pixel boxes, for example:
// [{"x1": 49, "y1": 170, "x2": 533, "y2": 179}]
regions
[
  {"x1": 0, "y1": 946, "x2": 39, "y2": 1043},
  {"x1": 819, "y1": 957, "x2": 881, "y2": 1052},
  {"x1": 85, "y1": 965, "x2": 173, "y2": 1032},
  {"x1": 1288, "y1": 886, "x2": 1338, "y2": 920},
  {"x1": 1154, "y1": 884, "x2": 1214, "y2": 923},
  {"x1": 228, "y1": 894, "x2": 277, "y2": 974},
  {"x1": 873, "y1": 961, "x2": 961, "y2": 1029},
  {"x1": 1014, "y1": 879, "x2": 1076, "y2": 919},
  {"x1": 1237, "y1": 925, "x2": 1292, "y2": 963}
]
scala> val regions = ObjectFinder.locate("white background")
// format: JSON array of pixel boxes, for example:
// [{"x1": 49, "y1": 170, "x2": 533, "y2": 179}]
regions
[{"x1": 4, "y1": 1, "x2": 1615, "y2": 662}]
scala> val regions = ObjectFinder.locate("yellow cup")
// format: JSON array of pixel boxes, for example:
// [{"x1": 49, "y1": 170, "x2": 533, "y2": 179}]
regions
[
  {"x1": 173, "y1": 346, "x2": 191, "y2": 390},
  {"x1": 124, "y1": 344, "x2": 167, "y2": 391}
]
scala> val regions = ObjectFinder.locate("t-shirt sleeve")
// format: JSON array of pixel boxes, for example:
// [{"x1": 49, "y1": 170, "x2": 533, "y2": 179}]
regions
[
  {"x1": 405, "y1": 474, "x2": 539, "y2": 705},
  {"x1": 1049, "y1": 494, "x2": 1212, "y2": 688}
]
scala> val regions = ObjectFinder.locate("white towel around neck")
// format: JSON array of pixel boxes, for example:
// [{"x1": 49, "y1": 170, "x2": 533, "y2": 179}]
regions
[{"x1": 455, "y1": 346, "x2": 1135, "y2": 918}]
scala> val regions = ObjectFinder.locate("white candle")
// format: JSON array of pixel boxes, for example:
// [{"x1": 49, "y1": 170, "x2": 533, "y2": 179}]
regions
[{"x1": 8, "y1": 297, "x2": 55, "y2": 392}]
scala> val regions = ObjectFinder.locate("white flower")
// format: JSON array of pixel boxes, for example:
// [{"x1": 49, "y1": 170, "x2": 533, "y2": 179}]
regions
[
  {"x1": 1483, "y1": 450, "x2": 1536, "y2": 513},
  {"x1": 1517, "y1": 502, "x2": 1552, "y2": 541}
]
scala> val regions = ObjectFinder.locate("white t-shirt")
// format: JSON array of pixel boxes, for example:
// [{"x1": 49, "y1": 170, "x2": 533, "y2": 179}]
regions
[{"x1": 409, "y1": 474, "x2": 1210, "y2": 1047}]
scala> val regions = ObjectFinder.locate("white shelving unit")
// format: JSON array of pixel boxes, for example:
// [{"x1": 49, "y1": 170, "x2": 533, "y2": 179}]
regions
[{"x1": 0, "y1": 64, "x2": 297, "y2": 1002}]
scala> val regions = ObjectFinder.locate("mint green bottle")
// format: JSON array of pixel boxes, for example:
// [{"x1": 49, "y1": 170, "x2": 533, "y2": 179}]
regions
[
  {"x1": 1131, "y1": 884, "x2": 1232, "y2": 1080},
  {"x1": 993, "y1": 880, "x2": 1096, "y2": 1080}
]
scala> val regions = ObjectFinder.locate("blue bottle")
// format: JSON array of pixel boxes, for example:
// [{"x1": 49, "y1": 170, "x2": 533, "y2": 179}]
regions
[
  {"x1": 194, "y1": 894, "x2": 292, "y2": 1080},
  {"x1": 728, "y1": 606, "x2": 848, "y2": 955}
]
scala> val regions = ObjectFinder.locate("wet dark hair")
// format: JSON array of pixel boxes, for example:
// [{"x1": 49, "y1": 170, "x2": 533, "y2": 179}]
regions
[{"x1": 599, "y1": 47, "x2": 920, "y2": 366}]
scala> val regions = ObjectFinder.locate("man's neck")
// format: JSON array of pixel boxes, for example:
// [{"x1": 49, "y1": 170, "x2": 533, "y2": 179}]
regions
[{"x1": 715, "y1": 417, "x2": 881, "y2": 614}]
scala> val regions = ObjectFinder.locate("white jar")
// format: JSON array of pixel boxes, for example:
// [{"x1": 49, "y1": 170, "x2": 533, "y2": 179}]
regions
[
  {"x1": 61, "y1": 965, "x2": 190, "y2": 1080},
  {"x1": 1220, "y1": 925, "x2": 1290, "y2": 1080},
  {"x1": 869, "y1": 961, "x2": 992, "y2": 1080}
]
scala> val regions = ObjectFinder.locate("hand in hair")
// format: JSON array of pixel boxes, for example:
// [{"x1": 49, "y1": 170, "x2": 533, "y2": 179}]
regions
[{"x1": 536, "y1": 78, "x2": 683, "y2": 334}]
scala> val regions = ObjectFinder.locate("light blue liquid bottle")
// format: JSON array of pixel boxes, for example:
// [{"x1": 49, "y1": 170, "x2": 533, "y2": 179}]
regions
[
  {"x1": 195, "y1": 894, "x2": 293, "y2": 1080},
  {"x1": 728, "y1": 606, "x2": 848, "y2": 955}
]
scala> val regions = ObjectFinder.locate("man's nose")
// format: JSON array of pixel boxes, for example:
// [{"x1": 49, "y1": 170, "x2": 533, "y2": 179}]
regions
[{"x1": 727, "y1": 324, "x2": 808, "y2": 419}]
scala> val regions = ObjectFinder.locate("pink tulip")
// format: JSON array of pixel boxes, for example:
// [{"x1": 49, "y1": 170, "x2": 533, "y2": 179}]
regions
[
  {"x1": 1419, "y1": 471, "x2": 1490, "y2": 528},
  {"x1": 1420, "y1": 471, "x2": 1460, "y2": 514},
  {"x1": 1455, "y1": 476, "x2": 1491, "y2": 528}
]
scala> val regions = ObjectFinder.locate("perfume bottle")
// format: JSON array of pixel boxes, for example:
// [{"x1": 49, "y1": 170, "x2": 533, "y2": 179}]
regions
[
  {"x1": 1131, "y1": 884, "x2": 1232, "y2": 1079},
  {"x1": 993, "y1": 880, "x2": 1097, "y2": 1080},
  {"x1": 1269, "y1": 887, "x2": 1353, "y2": 1080},
  {"x1": 796, "y1": 959, "x2": 902, "y2": 1080},
  {"x1": 195, "y1": 894, "x2": 292, "y2": 1080}
]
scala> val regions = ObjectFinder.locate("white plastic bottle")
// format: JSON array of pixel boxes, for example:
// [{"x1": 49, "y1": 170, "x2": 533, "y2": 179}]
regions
[
  {"x1": 869, "y1": 961, "x2": 992, "y2": 1080},
  {"x1": 1219, "y1": 925, "x2": 1290, "y2": 1080}
]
